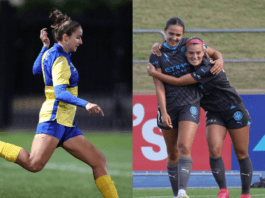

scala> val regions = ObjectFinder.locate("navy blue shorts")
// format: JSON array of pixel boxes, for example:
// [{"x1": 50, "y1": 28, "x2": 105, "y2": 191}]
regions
[
  {"x1": 157, "y1": 101, "x2": 200, "y2": 130},
  {"x1": 205, "y1": 103, "x2": 252, "y2": 129},
  {"x1": 36, "y1": 121, "x2": 83, "y2": 147}
]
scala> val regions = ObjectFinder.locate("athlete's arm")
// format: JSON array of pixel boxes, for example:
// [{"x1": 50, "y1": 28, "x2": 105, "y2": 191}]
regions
[
  {"x1": 147, "y1": 63, "x2": 198, "y2": 86},
  {"x1": 32, "y1": 46, "x2": 48, "y2": 75},
  {"x1": 54, "y1": 85, "x2": 104, "y2": 116},
  {"x1": 54, "y1": 84, "x2": 88, "y2": 107},
  {"x1": 151, "y1": 43, "x2": 162, "y2": 56},
  {"x1": 33, "y1": 28, "x2": 50, "y2": 76},
  {"x1": 206, "y1": 46, "x2": 224, "y2": 75},
  {"x1": 153, "y1": 69, "x2": 172, "y2": 128}
]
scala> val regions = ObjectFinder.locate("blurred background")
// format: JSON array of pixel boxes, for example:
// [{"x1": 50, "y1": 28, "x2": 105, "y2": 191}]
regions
[{"x1": 0, "y1": 0, "x2": 132, "y2": 131}]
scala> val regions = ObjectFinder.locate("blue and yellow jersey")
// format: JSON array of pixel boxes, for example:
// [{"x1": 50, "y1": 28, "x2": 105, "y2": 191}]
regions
[{"x1": 39, "y1": 43, "x2": 82, "y2": 127}]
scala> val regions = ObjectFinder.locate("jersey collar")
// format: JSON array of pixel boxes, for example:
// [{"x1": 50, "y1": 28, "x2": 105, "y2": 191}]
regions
[
  {"x1": 163, "y1": 39, "x2": 182, "y2": 50},
  {"x1": 54, "y1": 43, "x2": 72, "y2": 58}
]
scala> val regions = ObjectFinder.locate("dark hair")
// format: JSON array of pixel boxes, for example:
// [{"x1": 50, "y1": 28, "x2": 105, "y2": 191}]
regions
[
  {"x1": 165, "y1": 17, "x2": 185, "y2": 33},
  {"x1": 49, "y1": 9, "x2": 81, "y2": 42}
]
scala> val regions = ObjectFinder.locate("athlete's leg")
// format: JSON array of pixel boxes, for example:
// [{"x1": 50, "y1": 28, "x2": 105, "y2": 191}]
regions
[
  {"x1": 162, "y1": 128, "x2": 179, "y2": 164},
  {"x1": 62, "y1": 135, "x2": 118, "y2": 198},
  {"x1": 206, "y1": 124, "x2": 229, "y2": 197},
  {"x1": 162, "y1": 128, "x2": 179, "y2": 197},
  {"x1": 177, "y1": 121, "x2": 198, "y2": 196},
  {"x1": 228, "y1": 126, "x2": 252, "y2": 195},
  {"x1": 207, "y1": 124, "x2": 227, "y2": 158},
  {"x1": 177, "y1": 121, "x2": 197, "y2": 158},
  {"x1": 0, "y1": 134, "x2": 59, "y2": 173}
]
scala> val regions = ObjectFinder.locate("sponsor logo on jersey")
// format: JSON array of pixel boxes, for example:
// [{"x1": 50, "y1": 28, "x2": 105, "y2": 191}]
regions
[{"x1": 165, "y1": 62, "x2": 188, "y2": 73}]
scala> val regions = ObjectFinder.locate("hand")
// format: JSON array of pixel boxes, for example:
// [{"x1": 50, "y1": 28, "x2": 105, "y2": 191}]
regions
[
  {"x1": 151, "y1": 43, "x2": 162, "y2": 56},
  {"x1": 210, "y1": 59, "x2": 224, "y2": 75},
  {"x1": 147, "y1": 63, "x2": 156, "y2": 76},
  {"x1": 40, "y1": 28, "x2": 50, "y2": 48},
  {"x1": 162, "y1": 113, "x2": 173, "y2": 128},
  {"x1": 85, "y1": 103, "x2": 104, "y2": 116}
]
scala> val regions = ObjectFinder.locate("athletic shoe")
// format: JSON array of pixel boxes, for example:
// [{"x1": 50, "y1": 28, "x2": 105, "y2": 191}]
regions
[
  {"x1": 240, "y1": 194, "x2": 251, "y2": 198},
  {"x1": 218, "y1": 188, "x2": 229, "y2": 198}
]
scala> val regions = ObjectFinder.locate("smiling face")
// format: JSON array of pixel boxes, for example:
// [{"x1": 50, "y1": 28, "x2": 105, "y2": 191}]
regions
[
  {"x1": 164, "y1": 24, "x2": 183, "y2": 47},
  {"x1": 185, "y1": 44, "x2": 204, "y2": 67},
  {"x1": 64, "y1": 26, "x2": 83, "y2": 52}
]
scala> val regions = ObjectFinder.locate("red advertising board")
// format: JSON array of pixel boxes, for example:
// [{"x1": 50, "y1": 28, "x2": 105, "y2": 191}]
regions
[{"x1": 133, "y1": 95, "x2": 231, "y2": 171}]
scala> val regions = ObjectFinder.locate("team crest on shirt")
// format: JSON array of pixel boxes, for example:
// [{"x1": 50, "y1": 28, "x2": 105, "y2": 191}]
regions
[
  {"x1": 233, "y1": 111, "x2": 243, "y2": 124},
  {"x1": 181, "y1": 46, "x2": 186, "y2": 54}
]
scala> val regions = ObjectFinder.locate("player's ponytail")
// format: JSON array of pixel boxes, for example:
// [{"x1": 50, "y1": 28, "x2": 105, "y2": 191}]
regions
[{"x1": 49, "y1": 9, "x2": 80, "y2": 42}]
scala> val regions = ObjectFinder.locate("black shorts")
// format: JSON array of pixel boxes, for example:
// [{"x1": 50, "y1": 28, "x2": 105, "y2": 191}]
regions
[
  {"x1": 205, "y1": 103, "x2": 252, "y2": 129},
  {"x1": 157, "y1": 101, "x2": 200, "y2": 130}
]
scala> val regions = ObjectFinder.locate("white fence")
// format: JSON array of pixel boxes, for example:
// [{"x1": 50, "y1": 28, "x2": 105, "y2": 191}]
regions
[{"x1": 133, "y1": 29, "x2": 265, "y2": 63}]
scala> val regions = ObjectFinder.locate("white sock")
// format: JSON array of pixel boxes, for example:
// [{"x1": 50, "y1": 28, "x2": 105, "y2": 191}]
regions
[{"x1": 178, "y1": 189, "x2": 187, "y2": 195}]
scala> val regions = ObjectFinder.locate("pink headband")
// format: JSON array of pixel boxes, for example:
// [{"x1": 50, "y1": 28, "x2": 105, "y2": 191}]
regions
[{"x1": 186, "y1": 39, "x2": 203, "y2": 48}]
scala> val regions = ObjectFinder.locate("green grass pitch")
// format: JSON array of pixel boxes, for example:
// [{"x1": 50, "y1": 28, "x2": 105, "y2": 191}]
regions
[{"x1": 0, "y1": 131, "x2": 132, "y2": 198}]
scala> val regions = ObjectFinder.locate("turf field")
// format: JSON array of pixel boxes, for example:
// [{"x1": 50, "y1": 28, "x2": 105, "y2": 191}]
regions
[
  {"x1": 133, "y1": 188, "x2": 265, "y2": 198},
  {"x1": 133, "y1": 0, "x2": 265, "y2": 92},
  {"x1": 0, "y1": 131, "x2": 132, "y2": 198}
]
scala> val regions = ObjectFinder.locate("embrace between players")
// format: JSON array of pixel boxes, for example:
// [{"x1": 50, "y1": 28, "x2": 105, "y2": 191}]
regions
[{"x1": 147, "y1": 17, "x2": 253, "y2": 198}]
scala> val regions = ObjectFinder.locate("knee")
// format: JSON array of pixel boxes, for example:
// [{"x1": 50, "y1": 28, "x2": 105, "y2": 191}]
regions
[
  {"x1": 167, "y1": 148, "x2": 178, "y2": 163},
  {"x1": 93, "y1": 152, "x2": 108, "y2": 170},
  {"x1": 209, "y1": 146, "x2": 222, "y2": 158},
  {"x1": 28, "y1": 160, "x2": 45, "y2": 173},
  {"x1": 177, "y1": 142, "x2": 191, "y2": 156},
  {"x1": 235, "y1": 150, "x2": 248, "y2": 160}
]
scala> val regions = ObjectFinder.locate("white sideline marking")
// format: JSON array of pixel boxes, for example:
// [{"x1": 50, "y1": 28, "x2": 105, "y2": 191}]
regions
[
  {"x1": 2, "y1": 161, "x2": 132, "y2": 177},
  {"x1": 135, "y1": 195, "x2": 265, "y2": 198}
]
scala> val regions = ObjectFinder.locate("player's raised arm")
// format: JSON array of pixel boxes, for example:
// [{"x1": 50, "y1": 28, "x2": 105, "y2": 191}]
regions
[{"x1": 32, "y1": 28, "x2": 50, "y2": 76}]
